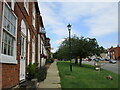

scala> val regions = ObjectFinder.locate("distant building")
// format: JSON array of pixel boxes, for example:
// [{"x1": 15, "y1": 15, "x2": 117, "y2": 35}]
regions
[{"x1": 106, "y1": 45, "x2": 120, "y2": 60}]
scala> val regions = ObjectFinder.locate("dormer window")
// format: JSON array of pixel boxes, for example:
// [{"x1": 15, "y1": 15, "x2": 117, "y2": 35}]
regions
[
  {"x1": 24, "y1": 0, "x2": 29, "y2": 14},
  {"x1": 32, "y1": 3, "x2": 36, "y2": 28}
]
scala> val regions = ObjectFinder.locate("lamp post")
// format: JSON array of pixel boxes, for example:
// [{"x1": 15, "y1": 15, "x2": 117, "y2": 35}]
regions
[{"x1": 67, "y1": 24, "x2": 72, "y2": 72}]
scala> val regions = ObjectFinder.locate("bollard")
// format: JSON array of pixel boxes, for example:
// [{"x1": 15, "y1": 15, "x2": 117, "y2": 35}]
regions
[
  {"x1": 94, "y1": 62, "x2": 101, "y2": 71},
  {"x1": 70, "y1": 64, "x2": 72, "y2": 72}
]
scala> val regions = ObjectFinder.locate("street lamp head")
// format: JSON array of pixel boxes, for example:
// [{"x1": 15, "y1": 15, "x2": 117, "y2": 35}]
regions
[{"x1": 67, "y1": 24, "x2": 72, "y2": 31}]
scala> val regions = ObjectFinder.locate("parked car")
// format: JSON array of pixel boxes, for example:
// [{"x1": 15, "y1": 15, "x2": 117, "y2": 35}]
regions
[
  {"x1": 105, "y1": 58, "x2": 110, "y2": 61},
  {"x1": 96, "y1": 58, "x2": 102, "y2": 61},
  {"x1": 99, "y1": 58, "x2": 104, "y2": 61},
  {"x1": 88, "y1": 58, "x2": 92, "y2": 61},
  {"x1": 109, "y1": 59, "x2": 117, "y2": 64},
  {"x1": 93, "y1": 58, "x2": 99, "y2": 62},
  {"x1": 84, "y1": 58, "x2": 89, "y2": 61}
]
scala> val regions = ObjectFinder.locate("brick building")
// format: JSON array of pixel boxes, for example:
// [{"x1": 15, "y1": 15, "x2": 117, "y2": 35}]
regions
[
  {"x1": 0, "y1": 0, "x2": 51, "y2": 89},
  {"x1": 106, "y1": 45, "x2": 120, "y2": 60}
]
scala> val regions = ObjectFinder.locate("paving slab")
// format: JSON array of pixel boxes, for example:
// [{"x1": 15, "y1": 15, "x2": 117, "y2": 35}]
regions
[{"x1": 37, "y1": 61, "x2": 61, "y2": 89}]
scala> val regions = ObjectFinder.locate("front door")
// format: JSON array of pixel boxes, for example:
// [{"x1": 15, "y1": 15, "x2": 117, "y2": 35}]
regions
[{"x1": 20, "y1": 33, "x2": 26, "y2": 81}]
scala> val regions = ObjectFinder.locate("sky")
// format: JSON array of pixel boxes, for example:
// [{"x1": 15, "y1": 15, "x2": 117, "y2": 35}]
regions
[{"x1": 38, "y1": 0, "x2": 118, "y2": 53}]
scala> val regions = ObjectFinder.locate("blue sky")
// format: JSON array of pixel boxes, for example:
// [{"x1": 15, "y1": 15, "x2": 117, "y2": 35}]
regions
[{"x1": 38, "y1": 1, "x2": 118, "y2": 52}]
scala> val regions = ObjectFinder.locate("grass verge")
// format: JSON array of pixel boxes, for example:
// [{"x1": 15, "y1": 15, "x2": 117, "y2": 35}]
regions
[{"x1": 57, "y1": 61, "x2": 119, "y2": 88}]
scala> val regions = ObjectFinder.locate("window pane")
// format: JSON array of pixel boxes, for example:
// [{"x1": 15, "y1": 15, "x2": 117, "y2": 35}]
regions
[
  {"x1": 10, "y1": 24, "x2": 13, "y2": 34},
  {"x1": 3, "y1": 17, "x2": 7, "y2": 29},
  {"x1": 2, "y1": 42, "x2": 4, "y2": 53},
  {"x1": 8, "y1": 45, "x2": 11, "y2": 55},
  {"x1": 4, "y1": 44, "x2": 7, "y2": 54},
  {"x1": 9, "y1": 23, "x2": 12, "y2": 33},
  {"x1": 8, "y1": 11, "x2": 11, "y2": 21},
  {"x1": 4, "y1": 32, "x2": 7, "y2": 43},
  {"x1": 10, "y1": 24, "x2": 13, "y2": 35},
  {"x1": 14, "y1": 17, "x2": 16, "y2": 26},
  {"x1": 11, "y1": 38, "x2": 14, "y2": 46},
  {"x1": 11, "y1": 14, "x2": 14, "y2": 24},
  {"x1": 21, "y1": 36, "x2": 24, "y2": 56},
  {"x1": 4, "y1": 4, "x2": 16, "y2": 36},
  {"x1": 8, "y1": 35, "x2": 11, "y2": 45},
  {"x1": 4, "y1": 5, "x2": 8, "y2": 18},
  {"x1": 7, "y1": 21, "x2": 10, "y2": 31},
  {"x1": 2, "y1": 31, "x2": 5, "y2": 54},
  {"x1": 22, "y1": 37, "x2": 24, "y2": 56},
  {"x1": 2, "y1": 4, "x2": 16, "y2": 56},
  {"x1": 2, "y1": 31, "x2": 14, "y2": 56},
  {"x1": 2, "y1": 31, "x2": 5, "y2": 41},
  {"x1": 11, "y1": 47, "x2": 13, "y2": 56},
  {"x1": 13, "y1": 26, "x2": 16, "y2": 35}
]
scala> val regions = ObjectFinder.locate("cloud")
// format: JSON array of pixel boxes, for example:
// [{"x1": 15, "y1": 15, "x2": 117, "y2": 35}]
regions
[
  {"x1": 38, "y1": 2, "x2": 118, "y2": 52},
  {"x1": 53, "y1": 38, "x2": 65, "y2": 45},
  {"x1": 51, "y1": 47, "x2": 59, "y2": 53},
  {"x1": 38, "y1": 0, "x2": 119, "y2": 2},
  {"x1": 84, "y1": 3, "x2": 118, "y2": 37},
  {"x1": 100, "y1": 42, "x2": 118, "y2": 49},
  {"x1": 60, "y1": 2, "x2": 118, "y2": 37}
]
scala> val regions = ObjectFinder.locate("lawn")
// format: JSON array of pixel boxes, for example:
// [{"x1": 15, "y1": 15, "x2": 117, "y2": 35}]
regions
[{"x1": 57, "y1": 61, "x2": 119, "y2": 88}]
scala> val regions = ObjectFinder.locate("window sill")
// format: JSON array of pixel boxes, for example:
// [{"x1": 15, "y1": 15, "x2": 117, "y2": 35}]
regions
[{"x1": 0, "y1": 54, "x2": 17, "y2": 64}]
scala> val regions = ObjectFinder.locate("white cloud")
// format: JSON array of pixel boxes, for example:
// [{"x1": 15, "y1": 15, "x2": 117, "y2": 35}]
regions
[
  {"x1": 51, "y1": 47, "x2": 59, "y2": 53},
  {"x1": 84, "y1": 3, "x2": 118, "y2": 37},
  {"x1": 38, "y1": 0, "x2": 119, "y2": 2},
  {"x1": 53, "y1": 38, "x2": 65, "y2": 45},
  {"x1": 100, "y1": 42, "x2": 118, "y2": 49},
  {"x1": 60, "y1": 2, "x2": 118, "y2": 37},
  {"x1": 39, "y1": 2, "x2": 118, "y2": 52}
]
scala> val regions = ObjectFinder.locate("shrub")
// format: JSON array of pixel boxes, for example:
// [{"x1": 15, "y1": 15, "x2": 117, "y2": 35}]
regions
[
  {"x1": 27, "y1": 63, "x2": 47, "y2": 82},
  {"x1": 46, "y1": 58, "x2": 54, "y2": 63},
  {"x1": 45, "y1": 59, "x2": 49, "y2": 64},
  {"x1": 27, "y1": 63, "x2": 37, "y2": 80},
  {"x1": 35, "y1": 66, "x2": 47, "y2": 82}
]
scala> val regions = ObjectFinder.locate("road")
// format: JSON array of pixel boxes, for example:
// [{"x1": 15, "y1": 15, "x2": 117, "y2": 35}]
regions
[{"x1": 82, "y1": 60, "x2": 120, "y2": 74}]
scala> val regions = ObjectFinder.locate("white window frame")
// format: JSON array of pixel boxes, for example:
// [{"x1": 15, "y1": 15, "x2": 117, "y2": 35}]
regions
[
  {"x1": 32, "y1": 3, "x2": 36, "y2": 28},
  {"x1": 32, "y1": 39, "x2": 35, "y2": 64},
  {"x1": 0, "y1": 2, "x2": 18, "y2": 64},
  {"x1": 11, "y1": 0, "x2": 15, "y2": 11},
  {"x1": 24, "y1": 0, "x2": 29, "y2": 15},
  {"x1": 28, "y1": 29, "x2": 30, "y2": 65}
]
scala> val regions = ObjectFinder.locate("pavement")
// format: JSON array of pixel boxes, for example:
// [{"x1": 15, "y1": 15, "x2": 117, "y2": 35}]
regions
[
  {"x1": 83, "y1": 61, "x2": 120, "y2": 74},
  {"x1": 37, "y1": 61, "x2": 61, "y2": 89}
]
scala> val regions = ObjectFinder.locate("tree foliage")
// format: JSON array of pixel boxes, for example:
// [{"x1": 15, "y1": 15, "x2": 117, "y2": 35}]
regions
[{"x1": 53, "y1": 35, "x2": 105, "y2": 66}]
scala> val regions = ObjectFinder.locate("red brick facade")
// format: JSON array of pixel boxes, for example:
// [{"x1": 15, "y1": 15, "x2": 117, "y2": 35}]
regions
[
  {"x1": 2, "y1": 64, "x2": 19, "y2": 88},
  {"x1": 0, "y1": 1, "x2": 50, "y2": 89},
  {"x1": 107, "y1": 46, "x2": 120, "y2": 60}
]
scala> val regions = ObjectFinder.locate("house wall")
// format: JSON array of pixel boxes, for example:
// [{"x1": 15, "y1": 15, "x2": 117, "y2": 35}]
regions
[
  {"x1": 40, "y1": 39, "x2": 47, "y2": 67},
  {"x1": 0, "y1": 1, "x2": 3, "y2": 89},
  {"x1": 1, "y1": 2, "x2": 40, "y2": 88},
  {"x1": 1, "y1": 1, "x2": 51, "y2": 88},
  {"x1": 2, "y1": 64, "x2": 19, "y2": 88},
  {"x1": 100, "y1": 53, "x2": 107, "y2": 59},
  {"x1": 113, "y1": 47, "x2": 120, "y2": 60},
  {"x1": 108, "y1": 47, "x2": 120, "y2": 60}
]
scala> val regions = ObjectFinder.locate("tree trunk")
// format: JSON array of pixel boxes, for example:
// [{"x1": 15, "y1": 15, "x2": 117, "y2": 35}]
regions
[
  {"x1": 75, "y1": 58, "x2": 78, "y2": 64},
  {"x1": 79, "y1": 57, "x2": 82, "y2": 66}
]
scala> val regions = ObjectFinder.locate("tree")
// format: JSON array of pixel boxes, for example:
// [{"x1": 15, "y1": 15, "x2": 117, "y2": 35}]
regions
[{"x1": 54, "y1": 35, "x2": 105, "y2": 66}]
